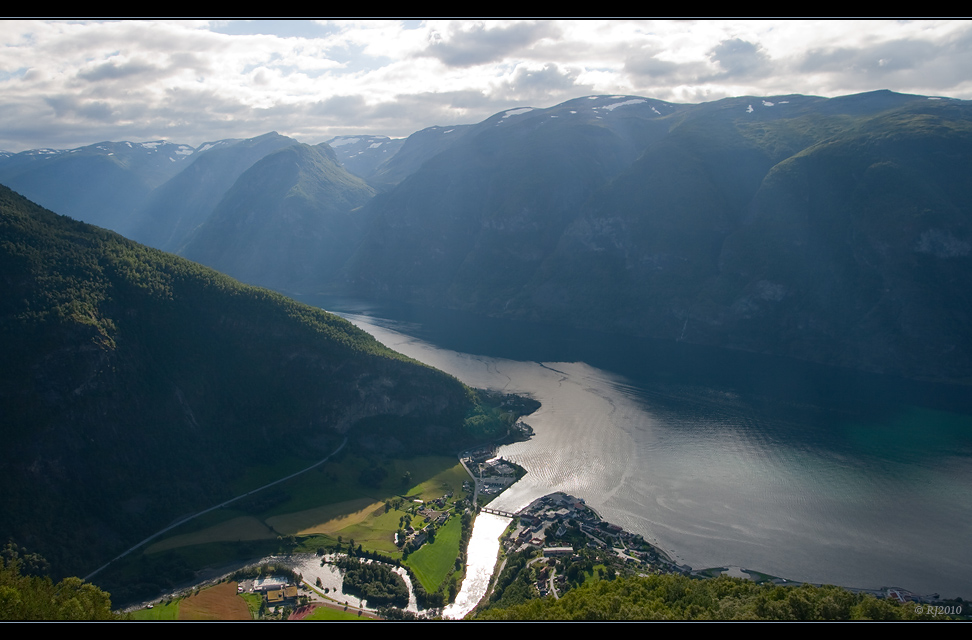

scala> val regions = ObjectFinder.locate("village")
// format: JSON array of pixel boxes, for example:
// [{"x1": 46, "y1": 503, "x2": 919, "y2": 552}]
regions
[
  {"x1": 127, "y1": 414, "x2": 959, "y2": 620},
  {"x1": 228, "y1": 444, "x2": 692, "y2": 618},
  {"x1": 507, "y1": 493, "x2": 685, "y2": 571},
  {"x1": 471, "y1": 492, "x2": 692, "y2": 607}
]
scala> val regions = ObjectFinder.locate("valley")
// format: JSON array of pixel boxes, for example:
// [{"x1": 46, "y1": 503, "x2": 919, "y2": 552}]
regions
[
  {"x1": 0, "y1": 185, "x2": 516, "y2": 590},
  {"x1": 3, "y1": 91, "x2": 969, "y2": 384},
  {"x1": 2, "y1": 88, "x2": 970, "y2": 620}
]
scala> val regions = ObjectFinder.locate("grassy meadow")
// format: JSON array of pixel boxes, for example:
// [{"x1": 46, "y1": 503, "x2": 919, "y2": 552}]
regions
[
  {"x1": 131, "y1": 453, "x2": 470, "y2": 566},
  {"x1": 405, "y1": 515, "x2": 463, "y2": 593},
  {"x1": 116, "y1": 452, "x2": 476, "y2": 617},
  {"x1": 303, "y1": 605, "x2": 373, "y2": 620}
]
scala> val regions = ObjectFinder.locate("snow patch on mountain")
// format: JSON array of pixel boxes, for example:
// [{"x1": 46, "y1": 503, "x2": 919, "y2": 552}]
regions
[
  {"x1": 502, "y1": 108, "x2": 534, "y2": 118},
  {"x1": 328, "y1": 137, "x2": 360, "y2": 147},
  {"x1": 601, "y1": 98, "x2": 646, "y2": 111}
]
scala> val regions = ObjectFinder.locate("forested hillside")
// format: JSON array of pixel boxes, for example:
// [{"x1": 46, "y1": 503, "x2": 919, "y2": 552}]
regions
[{"x1": 0, "y1": 185, "x2": 475, "y2": 578}]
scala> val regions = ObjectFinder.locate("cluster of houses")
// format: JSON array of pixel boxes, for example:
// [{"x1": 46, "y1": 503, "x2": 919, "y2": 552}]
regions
[
  {"x1": 400, "y1": 492, "x2": 458, "y2": 552},
  {"x1": 246, "y1": 575, "x2": 299, "y2": 605},
  {"x1": 507, "y1": 492, "x2": 689, "y2": 574}
]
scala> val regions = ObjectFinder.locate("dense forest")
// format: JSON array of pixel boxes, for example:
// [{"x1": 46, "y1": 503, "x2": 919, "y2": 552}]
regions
[{"x1": 475, "y1": 574, "x2": 939, "y2": 621}]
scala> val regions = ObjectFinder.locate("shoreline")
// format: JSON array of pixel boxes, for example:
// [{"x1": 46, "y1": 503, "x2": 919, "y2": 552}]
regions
[{"x1": 460, "y1": 447, "x2": 963, "y2": 612}]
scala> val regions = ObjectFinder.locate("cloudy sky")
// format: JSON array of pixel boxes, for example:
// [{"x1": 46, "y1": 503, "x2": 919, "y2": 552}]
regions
[{"x1": 2, "y1": 19, "x2": 971, "y2": 151}]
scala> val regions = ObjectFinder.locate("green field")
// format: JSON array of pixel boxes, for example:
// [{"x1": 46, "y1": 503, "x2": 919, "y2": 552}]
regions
[
  {"x1": 123, "y1": 454, "x2": 472, "y2": 573},
  {"x1": 106, "y1": 454, "x2": 475, "y2": 610},
  {"x1": 313, "y1": 502, "x2": 407, "y2": 555},
  {"x1": 129, "y1": 600, "x2": 181, "y2": 620},
  {"x1": 303, "y1": 605, "x2": 373, "y2": 620},
  {"x1": 405, "y1": 515, "x2": 463, "y2": 592},
  {"x1": 401, "y1": 458, "x2": 471, "y2": 499}
]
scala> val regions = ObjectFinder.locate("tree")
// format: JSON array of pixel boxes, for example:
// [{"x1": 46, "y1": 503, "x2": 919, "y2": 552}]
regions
[{"x1": 0, "y1": 558, "x2": 117, "y2": 620}]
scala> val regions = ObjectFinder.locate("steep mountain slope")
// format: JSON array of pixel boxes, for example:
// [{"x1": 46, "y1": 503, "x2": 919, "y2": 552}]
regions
[
  {"x1": 0, "y1": 185, "x2": 473, "y2": 578},
  {"x1": 343, "y1": 96, "x2": 683, "y2": 311},
  {"x1": 366, "y1": 124, "x2": 474, "y2": 187},
  {"x1": 342, "y1": 91, "x2": 972, "y2": 382},
  {"x1": 127, "y1": 132, "x2": 299, "y2": 252},
  {"x1": 180, "y1": 142, "x2": 377, "y2": 293},
  {"x1": 701, "y1": 101, "x2": 972, "y2": 379},
  {"x1": 509, "y1": 94, "x2": 853, "y2": 333}
]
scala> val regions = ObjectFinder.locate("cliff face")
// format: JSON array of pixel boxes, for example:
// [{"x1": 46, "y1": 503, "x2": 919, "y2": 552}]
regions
[
  {"x1": 343, "y1": 93, "x2": 972, "y2": 383},
  {"x1": 0, "y1": 185, "x2": 472, "y2": 578}
]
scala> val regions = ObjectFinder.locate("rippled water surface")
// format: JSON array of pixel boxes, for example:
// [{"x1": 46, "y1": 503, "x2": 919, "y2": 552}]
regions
[{"x1": 306, "y1": 298, "x2": 972, "y2": 600}]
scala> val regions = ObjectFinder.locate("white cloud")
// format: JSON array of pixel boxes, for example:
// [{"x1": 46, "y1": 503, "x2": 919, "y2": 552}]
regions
[{"x1": 1, "y1": 19, "x2": 970, "y2": 151}]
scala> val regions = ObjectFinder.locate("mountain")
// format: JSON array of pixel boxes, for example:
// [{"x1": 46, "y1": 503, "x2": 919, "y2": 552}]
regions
[
  {"x1": 366, "y1": 124, "x2": 474, "y2": 187},
  {"x1": 342, "y1": 96, "x2": 682, "y2": 308},
  {"x1": 180, "y1": 142, "x2": 377, "y2": 293},
  {"x1": 342, "y1": 91, "x2": 972, "y2": 383},
  {"x1": 0, "y1": 140, "x2": 195, "y2": 235},
  {"x1": 127, "y1": 132, "x2": 299, "y2": 252},
  {"x1": 3, "y1": 91, "x2": 969, "y2": 383},
  {"x1": 326, "y1": 135, "x2": 405, "y2": 182},
  {"x1": 0, "y1": 184, "x2": 475, "y2": 578}
]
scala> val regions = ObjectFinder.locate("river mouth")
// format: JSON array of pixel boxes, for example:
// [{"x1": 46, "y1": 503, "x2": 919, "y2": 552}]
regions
[{"x1": 299, "y1": 294, "x2": 972, "y2": 601}]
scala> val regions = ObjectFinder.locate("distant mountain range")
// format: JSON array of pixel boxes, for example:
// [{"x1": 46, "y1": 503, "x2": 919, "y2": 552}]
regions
[{"x1": 3, "y1": 90, "x2": 970, "y2": 383}]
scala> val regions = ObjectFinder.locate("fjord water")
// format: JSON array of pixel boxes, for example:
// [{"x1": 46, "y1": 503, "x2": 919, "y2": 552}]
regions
[{"x1": 304, "y1": 296, "x2": 972, "y2": 599}]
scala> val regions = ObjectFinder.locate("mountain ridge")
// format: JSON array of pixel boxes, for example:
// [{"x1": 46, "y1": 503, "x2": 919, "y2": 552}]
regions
[{"x1": 3, "y1": 90, "x2": 969, "y2": 383}]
